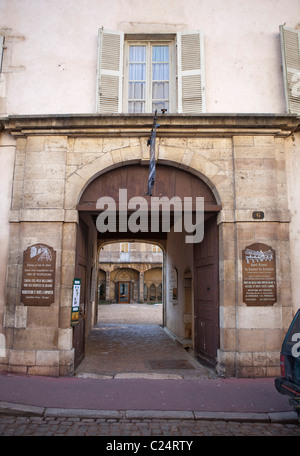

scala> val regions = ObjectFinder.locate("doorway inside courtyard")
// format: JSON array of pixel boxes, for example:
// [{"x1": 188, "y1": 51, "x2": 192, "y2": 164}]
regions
[{"x1": 74, "y1": 163, "x2": 221, "y2": 378}]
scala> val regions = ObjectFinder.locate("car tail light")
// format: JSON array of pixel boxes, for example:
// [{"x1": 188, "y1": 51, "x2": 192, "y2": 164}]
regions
[{"x1": 280, "y1": 354, "x2": 286, "y2": 377}]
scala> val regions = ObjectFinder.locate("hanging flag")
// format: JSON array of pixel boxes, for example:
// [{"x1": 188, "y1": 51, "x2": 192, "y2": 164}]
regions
[{"x1": 147, "y1": 110, "x2": 160, "y2": 196}]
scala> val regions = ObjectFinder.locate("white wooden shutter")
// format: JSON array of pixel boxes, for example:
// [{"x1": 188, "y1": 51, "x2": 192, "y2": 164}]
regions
[
  {"x1": 280, "y1": 25, "x2": 300, "y2": 115},
  {"x1": 97, "y1": 29, "x2": 124, "y2": 113},
  {"x1": 0, "y1": 36, "x2": 4, "y2": 72},
  {"x1": 177, "y1": 31, "x2": 205, "y2": 113}
]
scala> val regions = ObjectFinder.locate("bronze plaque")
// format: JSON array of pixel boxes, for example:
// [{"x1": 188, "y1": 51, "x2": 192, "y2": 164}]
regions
[
  {"x1": 21, "y1": 244, "x2": 56, "y2": 306},
  {"x1": 242, "y1": 243, "x2": 277, "y2": 306}
]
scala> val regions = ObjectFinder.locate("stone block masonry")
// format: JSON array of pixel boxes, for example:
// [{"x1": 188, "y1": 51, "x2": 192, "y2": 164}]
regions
[{"x1": 0, "y1": 114, "x2": 298, "y2": 377}]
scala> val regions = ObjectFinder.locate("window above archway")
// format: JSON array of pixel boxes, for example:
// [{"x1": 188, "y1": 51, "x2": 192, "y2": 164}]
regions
[{"x1": 97, "y1": 29, "x2": 205, "y2": 114}]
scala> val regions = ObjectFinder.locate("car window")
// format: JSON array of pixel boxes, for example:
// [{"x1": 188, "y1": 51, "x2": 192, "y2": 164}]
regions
[{"x1": 282, "y1": 309, "x2": 300, "y2": 358}]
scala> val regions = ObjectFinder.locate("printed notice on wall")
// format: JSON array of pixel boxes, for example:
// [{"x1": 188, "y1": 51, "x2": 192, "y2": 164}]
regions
[
  {"x1": 71, "y1": 278, "x2": 81, "y2": 326},
  {"x1": 21, "y1": 244, "x2": 56, "y2": 306},
  {"x1": 242, "y1": 243, "x2": 277, "y2": 306},
  {"x1": 169, "y1": 267, "x2": 178, "y2": 305}
]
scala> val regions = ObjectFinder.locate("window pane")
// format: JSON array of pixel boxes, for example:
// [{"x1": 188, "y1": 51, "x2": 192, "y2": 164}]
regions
[
  {"x1": 128, "y1": 101, "x2": 145, "y2": 113},
  {"x1": 129, "y1": 63, "x2": 146, "y2": 81},
  {"x1": 129, "y1": 46, "x2": 146, "y2": 80},
  {"x1": 152, "y1": 82, "x2": 169, "y2": 99},
  {"x1": 152, "y1": 46, "x2": 169, "y2": 81},
  {"x1": 128, "y1": 46, "x2": 146, "y2": 112},
  {"x1": 152, "y1": 45, "x2": 169, "y2": 62},
  {"x1": 129, "y1": 82, "x2": 145, "y2": 99},
  {"x1": 129, "y1": 45, "x2": 146, "y2": 62},
  {"x1": 152, "y1": 63, "x2": 169, "y2": 80},
  {"x1": 151, "y1": 45, "x2": 169, "y2": 112}
]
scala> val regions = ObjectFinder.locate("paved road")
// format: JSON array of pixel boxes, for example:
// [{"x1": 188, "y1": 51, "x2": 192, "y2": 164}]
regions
[
  {"x1": 0, "y1": 412, "x2": 299, "y2": 437},
  {"x1": 1, "y1": 304, "x2": 299, "y2": 438}
]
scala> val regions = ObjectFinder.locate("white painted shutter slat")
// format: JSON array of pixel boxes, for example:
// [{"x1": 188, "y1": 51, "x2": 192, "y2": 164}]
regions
[
  {"x1": 280, "y1": 25, "x2": 300, "y2": 115},
  {"x1": 97, "y1": 29, "x2": 124, "y2": 113},
  {"x1": 0, "y1": 36, "x2": 4, "y2": 72},
  {"x1": 177, "y1": 31, "x2": 205, "y2": 113}
]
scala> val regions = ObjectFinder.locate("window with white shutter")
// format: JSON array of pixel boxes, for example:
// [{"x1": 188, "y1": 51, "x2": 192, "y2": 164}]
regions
[
  {"x1": 97, "y1": 29, "x2": 205, "y2": 114},
  {"x1": 177, "y1": 31, "x2": 206, "y2": 113},
  {"x1": 97, "y1": 29, "x2": 124, "y2": 113},
  {"x1": 280, "y1": 25, "x2": 300, "y2": 115}
]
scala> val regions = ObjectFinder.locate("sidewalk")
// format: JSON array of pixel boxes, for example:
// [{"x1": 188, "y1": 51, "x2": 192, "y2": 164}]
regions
[{"x1": 0, "y1": 370, "x2": 298, "y2": 423}]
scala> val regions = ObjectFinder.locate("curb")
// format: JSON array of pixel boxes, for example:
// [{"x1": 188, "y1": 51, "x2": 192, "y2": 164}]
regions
[{"x1": 0, "y1": 401, "x2": 298, "y2": 424}]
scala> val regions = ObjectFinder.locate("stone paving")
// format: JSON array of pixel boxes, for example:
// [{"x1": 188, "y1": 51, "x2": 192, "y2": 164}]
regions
[
  {"x1": 0, "y1": 413, "x2": 299, "y2": 436},
  {"x1": 1, "y1": 304, "x2": 299, "y2": 437},
  {"x1": 75, "y1": 303, "x2": 215, "y2": 379}
]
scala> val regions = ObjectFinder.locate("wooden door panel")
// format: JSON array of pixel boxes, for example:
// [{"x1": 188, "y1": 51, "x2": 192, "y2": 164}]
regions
[
  {"x1": 73, "y1": 218, "x2": 88, "y2": 369},
  {"x1": 194, "y1": 215, "x2": 219, "y2": 367}
]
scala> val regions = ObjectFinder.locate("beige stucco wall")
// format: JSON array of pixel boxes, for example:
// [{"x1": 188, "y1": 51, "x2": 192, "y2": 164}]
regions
[{"x1": 0, "y1": 0, "x2": 299, "y2": 116}]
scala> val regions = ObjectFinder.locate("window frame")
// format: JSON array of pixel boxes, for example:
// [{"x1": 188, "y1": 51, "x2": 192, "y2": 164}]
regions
[
  {"x1": 123, "y1": 38, "x2": 176, "y2": 114},
  {"x1": 97, "y1": 29, "x2": 205, "y2": 114}
]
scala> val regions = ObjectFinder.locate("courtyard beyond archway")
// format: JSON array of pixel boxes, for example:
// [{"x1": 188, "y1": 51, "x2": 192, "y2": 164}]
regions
[{"x1": 75, "y1": 304, "x2": 215, "y2": 379}]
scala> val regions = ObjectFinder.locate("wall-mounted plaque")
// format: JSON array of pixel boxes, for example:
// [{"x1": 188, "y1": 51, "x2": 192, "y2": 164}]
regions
[
  {"x1": 242, "y1": 243, "x2": 277, "y2": 306},
  {"x1": 21, "y1": 244, "x2": 56, "y2": 306},
  {"x1": 252, "y1": 211, "x2": 264, "y2": 220}
]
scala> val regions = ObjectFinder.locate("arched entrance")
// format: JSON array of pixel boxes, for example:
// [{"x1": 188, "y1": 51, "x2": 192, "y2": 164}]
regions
[{"x1": 75, "y1": 163, "x2": 221, "y2": 370}]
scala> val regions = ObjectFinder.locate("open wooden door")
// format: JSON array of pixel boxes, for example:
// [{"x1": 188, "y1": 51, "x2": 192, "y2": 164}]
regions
[
  {"x1": 194, "y1": 215, "x2": 219, "y2": 368},
  {"x1": 73, "y1": 218, "x2": 89, "y2": 369}
]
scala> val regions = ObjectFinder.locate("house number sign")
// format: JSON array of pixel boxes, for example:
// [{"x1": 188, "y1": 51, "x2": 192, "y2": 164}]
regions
[{"x1": 242, "y1": 242, "x2": 277, "y2": 306}]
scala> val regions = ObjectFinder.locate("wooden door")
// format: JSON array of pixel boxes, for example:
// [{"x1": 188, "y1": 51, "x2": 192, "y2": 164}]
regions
[
  {"x1": 194, "y1": 215, "x2": 219, "y2": 367},
  {"x1": 73, "y1": 218, "x2": 89, "y2": 369}
]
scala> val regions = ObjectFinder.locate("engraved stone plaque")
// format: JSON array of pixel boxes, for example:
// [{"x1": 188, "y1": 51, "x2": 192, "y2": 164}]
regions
[
  {"x1": 21, "y1": 244, "x2": 56, "y2": 306},
  {"x1": 242, "y1": 243, "x2": 277, "y2": 306}
]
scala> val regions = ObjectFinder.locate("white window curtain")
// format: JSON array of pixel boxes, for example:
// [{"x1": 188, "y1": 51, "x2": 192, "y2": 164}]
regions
[
  {"x1": 128, "y1": 45, "x2": 146, "y2": 113},
  {"x1": 152, "y1": 45, "x2": 169, "y2": 112},
  {"x1": 128, "y1": 44, "x2": 170, "y2": 113}
]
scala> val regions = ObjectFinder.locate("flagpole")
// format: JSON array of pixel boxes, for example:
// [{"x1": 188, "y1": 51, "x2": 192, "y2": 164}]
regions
[{"x1": 147, "y1": 110, "x2": 160, "y2": 196}]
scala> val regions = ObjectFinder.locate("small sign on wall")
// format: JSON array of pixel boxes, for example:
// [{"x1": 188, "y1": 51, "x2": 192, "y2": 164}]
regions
[
  {"x1": 169, "y1": 267, "x2": 178, "y2": 305},
  {"x1": 242, "y1": 243, "x2": 277, "y2": 306},
  {"x1": 71, "y1": 278, "x2": 81, "y2": 326},
  {"x1": 21, "y1": 244, "x2": 56, "y2": 306}
]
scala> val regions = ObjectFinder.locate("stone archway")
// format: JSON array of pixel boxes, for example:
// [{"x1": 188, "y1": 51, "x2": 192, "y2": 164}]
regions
[{"x1": 76, "y1": 162, "x2": 221, "y2": 369}]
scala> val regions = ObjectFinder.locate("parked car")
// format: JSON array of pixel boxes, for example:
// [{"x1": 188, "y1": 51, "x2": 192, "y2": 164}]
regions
[{"x1": 275, "y1": 309, "x2": 300, "y2": 418}]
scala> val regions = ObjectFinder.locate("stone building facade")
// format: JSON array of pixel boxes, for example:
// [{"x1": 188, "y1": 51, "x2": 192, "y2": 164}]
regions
[
  {"x1": 0, "y1": 0, "x2": 300, "y2": 377},
  {"x1": 99, "y1": 242, "x2": 163, "y2": 303}
]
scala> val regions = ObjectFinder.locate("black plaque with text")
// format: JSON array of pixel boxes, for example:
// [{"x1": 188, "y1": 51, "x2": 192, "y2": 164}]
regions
[
  {"x1": 21, "y1": 244, "x2": 56, "y2": 306},
  {"x1": 242, "y1": 243, "x2": 277, "y2": 306}
]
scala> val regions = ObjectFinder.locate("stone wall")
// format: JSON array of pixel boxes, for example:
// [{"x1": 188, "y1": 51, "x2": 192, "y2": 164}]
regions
[{"x1": 0, "y1": 114, "x2": 297, "y2": 377}]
